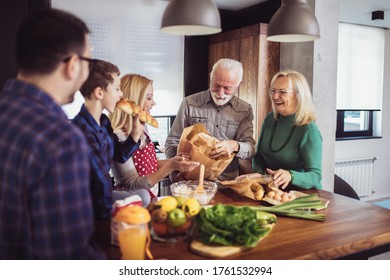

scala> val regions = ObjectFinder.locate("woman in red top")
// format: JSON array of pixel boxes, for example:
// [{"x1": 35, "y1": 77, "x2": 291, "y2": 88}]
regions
[{"x1": 109, "y1": 74, "x2": 198, "y2": 206}]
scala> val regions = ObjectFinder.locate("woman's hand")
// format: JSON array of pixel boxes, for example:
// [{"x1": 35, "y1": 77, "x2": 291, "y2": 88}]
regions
[
  {"x1": 170, "y1": 153, "x2": 199, "y2": 172},
  {"x1": 266, "y1": 168, "x2": 292, "y2": 189},
  {"x1": 236, "y1": 172, "x2": 263, "y2": 181}
]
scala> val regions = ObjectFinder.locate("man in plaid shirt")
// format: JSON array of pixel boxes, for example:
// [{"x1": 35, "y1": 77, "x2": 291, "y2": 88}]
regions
[{"x1": 0, "y1": 9, "x2": 105, "y2": 259}]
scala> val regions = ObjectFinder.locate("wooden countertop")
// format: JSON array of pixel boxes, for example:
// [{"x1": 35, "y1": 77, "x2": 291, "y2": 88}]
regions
[{"x1": 96, "y1": 188, "x2": 390, "y2": 260}]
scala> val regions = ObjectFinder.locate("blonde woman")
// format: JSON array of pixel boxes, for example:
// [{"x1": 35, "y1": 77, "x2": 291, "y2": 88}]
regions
[
  {"x1": 241, "y1": 70, "x2": 322, "y2": 190},
  {"x1": 109, "y1": 74, "x2": 198, "y2": 206}
]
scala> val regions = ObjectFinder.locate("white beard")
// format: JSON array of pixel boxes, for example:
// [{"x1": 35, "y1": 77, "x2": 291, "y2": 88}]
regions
[{"x1": 211, "y1": 91, "x2": 233, "y2": 106}]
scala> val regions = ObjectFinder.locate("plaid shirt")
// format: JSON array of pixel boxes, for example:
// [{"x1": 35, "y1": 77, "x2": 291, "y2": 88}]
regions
[
  {"x1": 165, "y1": 90, "x2": 255, "y2": 180},
  {"x1": 72, "y1": 105, "x2": 140, "y2": 220},
  {"x1": 0, "y1": 79, "x2": 105, "y2": 259}
]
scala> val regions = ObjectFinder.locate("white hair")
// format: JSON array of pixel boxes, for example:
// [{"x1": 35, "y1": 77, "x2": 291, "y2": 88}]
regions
[{"x1": 210, "y1": 58, "x2": 243, "y2": 85}]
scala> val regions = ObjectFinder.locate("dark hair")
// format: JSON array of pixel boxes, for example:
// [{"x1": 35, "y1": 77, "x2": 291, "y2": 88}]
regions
[
  {"x1": 79, "y1": 59, "x2": 120, "y2": 98},
  {"x1": 16, "y1": 8, "x2": 90, "y2": 75}
]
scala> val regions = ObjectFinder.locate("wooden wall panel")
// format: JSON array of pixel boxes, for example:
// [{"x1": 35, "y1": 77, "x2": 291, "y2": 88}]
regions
[
  {"x1": 208, "y1": 39, "x2": 240, "y2": 84},
  {"x1": 239, "y1": 35, "x2": 259, "y2": 138},
  {"x1": 209, "y1": 23, "x2": 279, "y2": 141},
  {"x1": 257, "y1": 35, "x2": 280, "y2": 139},
  {"x1": 208, "y1": 24, "x2": 280, "y2": 175}
]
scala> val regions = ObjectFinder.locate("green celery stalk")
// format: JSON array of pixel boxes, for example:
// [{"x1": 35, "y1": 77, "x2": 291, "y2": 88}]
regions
[{"x1": 249, "y1": 194, "x2": 327, "y2": 222}]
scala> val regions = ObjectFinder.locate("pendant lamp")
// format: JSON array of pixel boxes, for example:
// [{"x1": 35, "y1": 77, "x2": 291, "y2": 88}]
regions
[
  {"x1": 267, "y1": 0, "x2": 320, "y2": 42},
  {"x1": 161, "y1": 0, "x2": 221, "y2": 36}
]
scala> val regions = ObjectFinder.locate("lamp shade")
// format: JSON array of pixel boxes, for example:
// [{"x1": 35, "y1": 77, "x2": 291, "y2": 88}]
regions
[
  {"x1": 267, "y1": 0, "x2": 320, "y2": 42},
  {"x1": 161, "y1": 0, "x2": 221, "y2": 36}
]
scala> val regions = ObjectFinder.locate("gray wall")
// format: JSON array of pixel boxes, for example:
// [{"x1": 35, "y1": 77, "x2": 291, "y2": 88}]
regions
[{"x1": 280, "y1": 0, "x2": 339, "y2": 192}]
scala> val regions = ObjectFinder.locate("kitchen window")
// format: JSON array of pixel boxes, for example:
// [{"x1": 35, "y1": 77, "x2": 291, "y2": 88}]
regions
[
  {"x1": 336, "y1": 110, "x2": 377, "y2": 139},
  {"x1": 336, "y1": 23, "x2": 384, "y2": 140}
]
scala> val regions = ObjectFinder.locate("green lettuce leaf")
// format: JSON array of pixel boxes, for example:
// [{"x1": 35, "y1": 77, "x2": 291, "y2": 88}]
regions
[{"x1": 195, "y1": 204, "x2": 275, "y2": 248}]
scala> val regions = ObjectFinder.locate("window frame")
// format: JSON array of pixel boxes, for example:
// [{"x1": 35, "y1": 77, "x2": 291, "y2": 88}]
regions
[{"x1": 336, "y1": 110, "x2": 376, "y2": 140}]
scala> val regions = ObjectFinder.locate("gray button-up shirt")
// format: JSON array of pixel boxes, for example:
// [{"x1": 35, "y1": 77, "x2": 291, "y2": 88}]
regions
[{"x1": 165, "y1": 90, "x2": 255, "y2": 180}]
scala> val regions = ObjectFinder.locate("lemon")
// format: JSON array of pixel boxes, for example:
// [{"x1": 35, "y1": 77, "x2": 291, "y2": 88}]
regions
[
  {"x1": 182, "y1": 198, "x2": 201, "y2": 216},
  {"x1": 175, "y1": 196, "x2": 187, "y2": 208},
  {"x1": 156, "y1": 196, "x2": 178, "y2": 212}
]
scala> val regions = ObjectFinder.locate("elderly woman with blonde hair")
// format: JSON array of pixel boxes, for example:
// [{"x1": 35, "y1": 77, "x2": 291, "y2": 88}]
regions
[
  {"x1": 240, "y1": 70, "x2": 322, "y2": 190},
  {"x1": 109, "y1": 74, "x2": 198, "y2": 206}
]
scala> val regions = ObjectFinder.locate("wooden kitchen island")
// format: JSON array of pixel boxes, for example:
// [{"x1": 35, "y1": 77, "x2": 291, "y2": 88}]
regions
[{"x1": 96, "y1": 188, "x2": 390, "y2": 260}]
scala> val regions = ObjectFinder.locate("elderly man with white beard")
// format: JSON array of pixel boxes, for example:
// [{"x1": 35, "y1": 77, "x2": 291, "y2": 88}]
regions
[{"x1": 164, "y1": 58, "x2": 255, "y2": 181}]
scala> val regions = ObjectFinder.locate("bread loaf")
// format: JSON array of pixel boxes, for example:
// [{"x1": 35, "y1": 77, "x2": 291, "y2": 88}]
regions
[
  {"x1": 117, "y1": 99, "x2": 159, "y2": 128},
  {"x1": 250, "y1": 182, "x2": 265, "y2": 200}
]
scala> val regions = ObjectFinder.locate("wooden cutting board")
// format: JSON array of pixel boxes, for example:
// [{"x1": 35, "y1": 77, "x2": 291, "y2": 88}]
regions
[{"x1": 190, "y1": 224, "x2": 274, "y2": 258}]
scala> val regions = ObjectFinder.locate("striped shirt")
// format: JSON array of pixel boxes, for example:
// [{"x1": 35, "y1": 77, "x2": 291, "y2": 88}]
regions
[{"x1": 0, "y1": 79, "x2": 105, "y2": 259}]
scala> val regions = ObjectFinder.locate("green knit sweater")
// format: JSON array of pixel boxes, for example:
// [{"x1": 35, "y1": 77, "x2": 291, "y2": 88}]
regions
[{"x1": 253, "y1": 112, "x2": 323, "y2": 189}]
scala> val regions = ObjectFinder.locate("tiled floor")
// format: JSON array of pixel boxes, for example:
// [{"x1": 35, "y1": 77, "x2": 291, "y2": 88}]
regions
[
  {"x1": 372, "y1": 200, "x2": 390, "y2": 210},
  {"x1": 369, "y1": 251, "x2": 390, "y2": 260}
]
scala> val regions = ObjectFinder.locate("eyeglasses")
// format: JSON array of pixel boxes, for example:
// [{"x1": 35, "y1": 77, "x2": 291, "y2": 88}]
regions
[
  {"x1": 78, "y1": 55, "x2": 95, "y2": 63},
  {"x1": 268, "y1": 88, "x2": 294, "y2": 96},
  {"x1": 63, "y1": 55, "x2": 95, "y2": 63}
]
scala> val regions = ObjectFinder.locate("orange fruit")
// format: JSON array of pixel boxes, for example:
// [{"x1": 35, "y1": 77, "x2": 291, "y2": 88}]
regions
[
  {"x1": 151, "y1": 221, "x2": 168, "y2": 236},
  {"x1": 174, "y1": 219, "x2": 191, "y2": 234},
  {"x1": 114, "y1": 205, "x2": 151, "y2": 224}
]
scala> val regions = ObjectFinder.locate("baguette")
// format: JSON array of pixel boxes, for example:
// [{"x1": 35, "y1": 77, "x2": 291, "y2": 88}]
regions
[{"x1": 116, "y1": 98, "x2": 159, "y2": 128}]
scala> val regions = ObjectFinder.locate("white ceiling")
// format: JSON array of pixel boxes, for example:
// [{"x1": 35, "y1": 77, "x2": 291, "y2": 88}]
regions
[
  {"x1": 339, "y1": 0, "x2": 390, "y2": 29},
  {"x1": 211, "y1": 0, "x2": 390, "y2": 28}
]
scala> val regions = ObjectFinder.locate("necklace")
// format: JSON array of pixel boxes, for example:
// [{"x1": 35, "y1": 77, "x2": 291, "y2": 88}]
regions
[{"x1": 269, "y1": 120, "x2": 296, "y2": 153}]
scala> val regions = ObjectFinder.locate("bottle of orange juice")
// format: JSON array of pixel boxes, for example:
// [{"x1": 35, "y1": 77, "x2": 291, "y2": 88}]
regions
[{"x1": 114, "y1": 205, "x2": 153, "y2": 260}]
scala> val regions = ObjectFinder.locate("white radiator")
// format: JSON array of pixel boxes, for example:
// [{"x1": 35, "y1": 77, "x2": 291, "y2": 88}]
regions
[{"x1": 334, "y1": 157, "x2": 376, "y2": 197}]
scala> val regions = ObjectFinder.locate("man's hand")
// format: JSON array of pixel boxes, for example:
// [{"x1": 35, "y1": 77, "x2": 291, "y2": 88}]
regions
[{"x1": 209, "y1": 140, "x2": 239, "y2": 159}]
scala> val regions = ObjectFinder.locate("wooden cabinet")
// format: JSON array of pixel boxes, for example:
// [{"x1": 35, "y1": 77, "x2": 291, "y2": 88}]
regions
[{"x1": 208, "y1": 23, "x2": 280, "y2": 141}]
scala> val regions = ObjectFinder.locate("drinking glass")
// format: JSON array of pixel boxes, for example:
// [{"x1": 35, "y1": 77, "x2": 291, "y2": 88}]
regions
[{"x1": 117, "y1": 223, "x2": 147, "y2": 260}]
